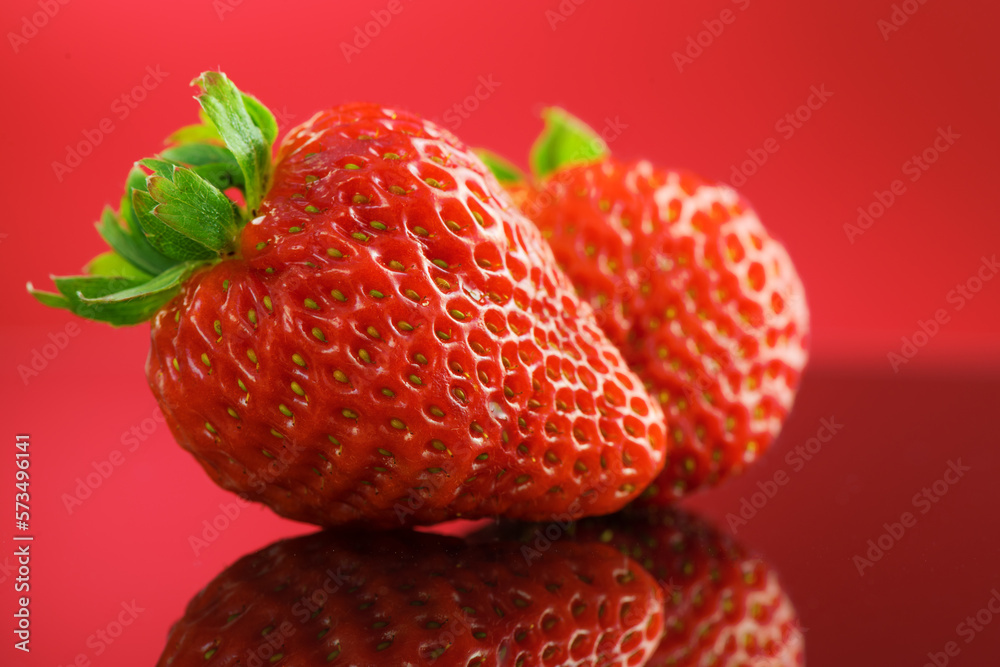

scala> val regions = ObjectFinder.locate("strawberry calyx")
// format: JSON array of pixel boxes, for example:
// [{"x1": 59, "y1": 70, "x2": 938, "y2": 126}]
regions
[
  {"x1": 28, "y1": 71, "x2": 276, "y2": 326},
  {"x1": 529, "y1": 106, "x2": 609, "y2": 177},
  {"x1": 473, "y1": 148, "x2": 527, "y2": 185},
  {"x1": 477, "y1": 107, "x2": 610, "y2": 185}
]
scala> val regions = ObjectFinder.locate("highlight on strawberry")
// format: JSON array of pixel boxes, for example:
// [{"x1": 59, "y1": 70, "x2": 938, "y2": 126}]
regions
[
  {"x1": 155, "y1": 529, "x2": 665, "y2": 666},
  {"x1": 480, "y1": 109, "x2": 810, "y2": 502},
  {"x1": 29, "y1": 72, "x2": 669, "y2": 527}
]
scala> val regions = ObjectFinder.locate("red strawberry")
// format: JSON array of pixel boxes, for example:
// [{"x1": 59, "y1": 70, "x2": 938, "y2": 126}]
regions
[
  {"x1": 484, "y1": 110, "x2": 809, "y2": 501},
  {"x1": 477, "y1": 506, "x2": 805, "y2": 666},
  {"x1": 157, "y1": 529, "x2": 665, "y2": 666},
  {"x1": 29, "y1": 74, "x2": 666, "y2": 526}
]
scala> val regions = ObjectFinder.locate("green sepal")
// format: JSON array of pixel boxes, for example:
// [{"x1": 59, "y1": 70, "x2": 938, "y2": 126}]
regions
[
  {"x1": 132, "y1": 188, "x2": 217, "y2": 261},
  {"x1": 140, "y1": 157, "x2": 176, "y2": 180},
  {"x1": 85, "y1": 251, "x2": 154, "y2": 280},
  {"x1": 78, "y1": 261, "x2": 194, "y2": 307},
  {"x1": 160, "y1": 142, "x2": 233, "y2": 166},
  {"x1": 167, "y1": 109, "x2": 221, "y2": 144},
  {"x1": 241, "y1": 93, "x2": 279, "y2": 149},
  {"x1": 95, "y1": 206, "x2": 176, "y2": 276},
  {"x1": 27, "y1": 287, "x2": 69, "y2": 311},
  {"x1": 191, "y1": 161, "x2": 245, "y2": 192},
  {"x1": 28, "y1": 274, "x2": 153, "y2": 326},
  {"x1": 31, "y1": 70, "x2": 276, "y2": 327},
  {"x1": 161, "y1": 143, "x2": 244, "y2": 191},
  {"x1": 120, "y1": 166, "x2": 149, "y2": 230},
  {"x1": 37, "y1": 261, "x2": 198, "y2": 326},
  {"x1": 192, "y1": 71, "x2": 276, "y2": 214},
  {"x1": 144, "y1": 163, "x2": 239, "y2": 254},
  {"x1": 475, "y1": 149, "x2": 527, "y2": 185},
  {"x1": 529, "y1": 107, "x2": 609, "y2": 178},
  {"x1": 55, "y1": 274, "x2": 148, "y2": 303}
]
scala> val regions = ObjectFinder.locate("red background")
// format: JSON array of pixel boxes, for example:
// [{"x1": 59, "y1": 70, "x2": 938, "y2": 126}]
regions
[{"x1": 2, "y1": 0, "x2": 998, "y2": 665}]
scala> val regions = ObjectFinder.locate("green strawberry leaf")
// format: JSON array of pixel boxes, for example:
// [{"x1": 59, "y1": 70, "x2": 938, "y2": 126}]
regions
[
  {"x1": 132, "y1": 188, "x2": 217, "y2": 261},
  {"x1": 95, "y1": 206, "x2": 176, "y2": 276},
  {"x1": 475, "y1": 149, "x2": 527, "y2": 185},
  {"x1": 120, "y1": 166, "x2": 149, "y2": 230},
  {"x1": 78, "y1": 261, "x2": 193, "y2": 306},
  {"x1": 241, "y1": 92, "x2": 279, "y2": 149},
  {"x1": 143, "y1": 162, "x2": 239, "y2": 254},
  {"x1": 167, "y1": 109, "x2": 221, "y2": 144},
  {"x1": 28, "y1": 274, "x2": 154, "y2": 326},
  {"x1": 190, "y1": 161, "x2": 245, "y2": 192},
  {"x1": 27, "y1": 287, "x2": 69, "y2": 311},
  {"x1": 161, "y1": 142, "x2": 233, "y2": 166},
  {"x1": 35, "y1": 262, "x2": 196, "y2": 326},
  {"x1": 140, "y1": 157, "x2": 176, "y2": 180},
  {"x1": 31, "y1": 70, "x2": 277, "y2": 326},
  {"x1": 55, "y1": 274, "x2": 148, "y2": 303},
  {"x1": 161, "y1": 143, "x2": 244, "y2": 190},
  {"x1": 529, "y1": 107, "x2": 609, "y2": 178},
  {"x1": 192, "y1": 71, "x2": 276, "y2": 214},
  {"x1": 85, "y1": 251, "x2": 154, "y2": 280}
]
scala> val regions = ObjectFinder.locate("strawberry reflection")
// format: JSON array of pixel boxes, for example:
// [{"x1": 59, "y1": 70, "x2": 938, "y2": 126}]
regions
[
  {"x1": 158, "y1": 529, "x2": 663, "y2": 666},
  {"x1": 474, "y1": 506, "x2": 805, "y2": 667}
]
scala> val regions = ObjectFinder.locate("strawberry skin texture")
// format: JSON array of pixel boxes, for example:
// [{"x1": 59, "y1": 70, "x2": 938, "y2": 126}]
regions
[
  {"x1": 521, "y1": 161, "x2": 808, "y2": 500},
  {"x1": 157, "y1": 530, "x2": 665, "y2": 667},
  {"x1": 146, "y1": 106, "x2": 667, "y2": 527},
  {"x1": 487, "y1": 507, "x2": 804, "y2": 666},
  {"x1": 571, "y1": 508, "x2": 805, "y2": 666}
]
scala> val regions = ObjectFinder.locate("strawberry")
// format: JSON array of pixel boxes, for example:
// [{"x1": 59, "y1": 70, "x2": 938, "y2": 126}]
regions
[
  {"x1": 480, "y1": 110, "x2": 809, "y2": 501},
  {"x1": 157, "y1": 529, "x2": 665, "y2": 666},
  {"x1": 29, "y1": 74, "x2": 667, "y2": 526},
  {"x1": 477, "y1": 506, "x2": 805, "y2": 666}
]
